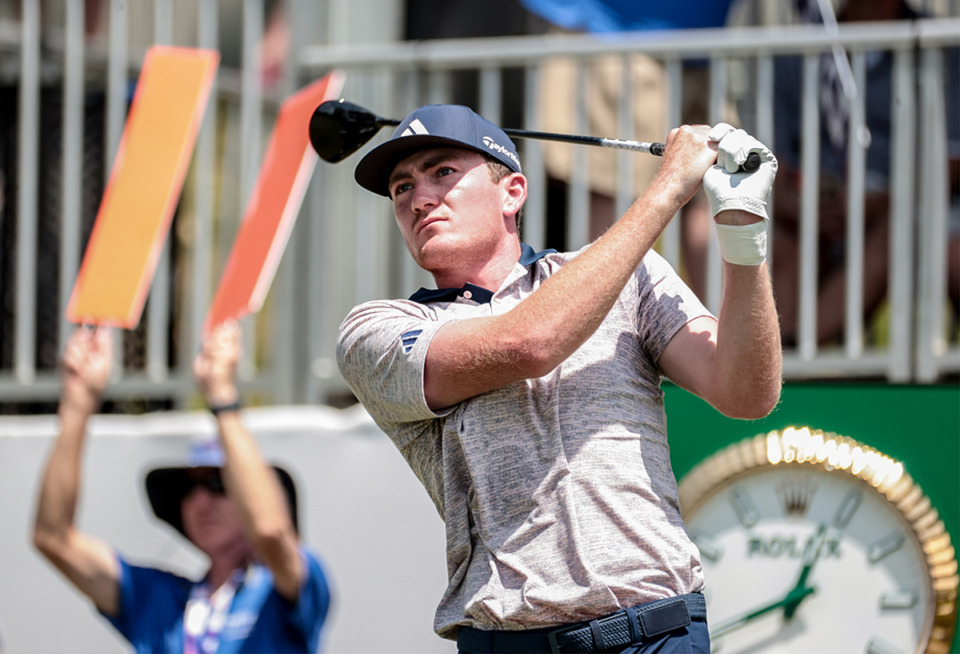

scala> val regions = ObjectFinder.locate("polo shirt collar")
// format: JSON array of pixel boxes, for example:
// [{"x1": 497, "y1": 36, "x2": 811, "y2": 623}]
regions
[{"x1": 409, "y1": 243, "x2": 556, "y2": 304}]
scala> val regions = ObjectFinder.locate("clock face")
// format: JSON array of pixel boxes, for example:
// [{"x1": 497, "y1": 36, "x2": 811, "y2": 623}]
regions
[{"x1": 678, "y1": 428, "x2": 958, "y2": 654}]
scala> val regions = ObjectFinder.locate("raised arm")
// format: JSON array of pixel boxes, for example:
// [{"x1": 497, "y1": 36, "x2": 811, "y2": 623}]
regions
[
  {"x1": 33, "y1": 327, "x2": 122, "y2": 615},
  {"x1": 423, "y1": 125, "x2": 721, "y2": 410},
  {"x1": 193, "y1": 322, "x2": 304, "y2": 602},
  {"x1": 658, "y1": 125, "x2": 782, "y2": 419}
]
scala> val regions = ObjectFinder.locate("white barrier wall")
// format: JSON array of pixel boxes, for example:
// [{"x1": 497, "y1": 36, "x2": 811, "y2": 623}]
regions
[{"x1": 0, "y1": 406, "x2": 453, "y2": 653}]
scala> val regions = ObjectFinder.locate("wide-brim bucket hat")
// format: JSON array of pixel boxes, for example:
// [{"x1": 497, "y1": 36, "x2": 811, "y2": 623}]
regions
[{"x1": 145, "y1": 438, "x2": 298, "y2": 540}]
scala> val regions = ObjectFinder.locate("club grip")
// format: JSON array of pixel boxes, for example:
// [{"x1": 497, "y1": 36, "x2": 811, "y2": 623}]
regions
[
  {"x1": 742, "y1": 152, "x2": 761, "y2": 173},
  {"x1": 651, "y1": 145, "x2": 761, "y2": 173}
]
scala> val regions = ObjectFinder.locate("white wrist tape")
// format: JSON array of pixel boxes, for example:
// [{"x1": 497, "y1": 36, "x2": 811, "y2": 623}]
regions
[{"x1": 715, "y1": 221, "x2": 768, "y2": 266}]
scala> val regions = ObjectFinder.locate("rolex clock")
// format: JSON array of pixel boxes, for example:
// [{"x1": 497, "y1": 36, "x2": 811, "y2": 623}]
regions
[{"x1": 678, "y1": 427, "x2": 958, "y2": 653}]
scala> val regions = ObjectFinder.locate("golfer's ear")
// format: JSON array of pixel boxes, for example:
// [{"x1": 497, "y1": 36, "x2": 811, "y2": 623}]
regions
[{"x1": 503, "y1": 173, "x2": 527, "y2": 215}]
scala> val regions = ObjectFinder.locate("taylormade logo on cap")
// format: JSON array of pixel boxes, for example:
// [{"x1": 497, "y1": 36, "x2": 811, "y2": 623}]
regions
[{"x1": 482, "y1": 135, "x2": 521, "y2": 169}]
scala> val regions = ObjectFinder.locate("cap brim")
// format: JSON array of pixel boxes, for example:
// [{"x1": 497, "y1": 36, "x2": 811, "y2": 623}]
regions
[
  {"x1": 354, "y1": 134, "x2": 492, "y2": 197},
  {"x1": 145, "y1": 465, "x2": 299, "y2": 541}
]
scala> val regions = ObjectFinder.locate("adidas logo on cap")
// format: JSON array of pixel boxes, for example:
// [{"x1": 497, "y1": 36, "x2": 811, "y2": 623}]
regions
[{"x1": 401, "y1": 119, "x2": 429, "y2": 137}]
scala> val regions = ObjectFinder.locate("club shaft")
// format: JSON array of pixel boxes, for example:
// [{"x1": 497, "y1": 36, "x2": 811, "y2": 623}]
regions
[
  {"x1": 497, "y1": 127, "x2": 759, "y2": 171},
  {"x1": 504, "y1": 129, "x2": 665, "y2": 156},
  {"x1": 377, "y1": 118, "x2": 664, "y2": 157}
]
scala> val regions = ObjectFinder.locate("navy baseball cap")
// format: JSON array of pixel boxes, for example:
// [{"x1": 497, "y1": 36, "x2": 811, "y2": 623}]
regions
[{"x1": 354, "y1": 104, "x2": 522, "y2": 197}]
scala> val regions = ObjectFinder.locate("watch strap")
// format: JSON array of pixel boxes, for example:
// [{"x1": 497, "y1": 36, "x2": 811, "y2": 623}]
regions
[{"x1": 208, "y1": 399, "x2": 242, "y2": 416}]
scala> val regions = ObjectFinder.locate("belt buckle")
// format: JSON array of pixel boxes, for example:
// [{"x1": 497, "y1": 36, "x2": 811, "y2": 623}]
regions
[{"x1": 546, "y1": 622, "x2": 581, "y2": 654}]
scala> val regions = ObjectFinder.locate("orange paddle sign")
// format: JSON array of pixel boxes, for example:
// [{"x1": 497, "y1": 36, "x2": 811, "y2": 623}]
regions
[
  {"x1": 67, "y1": 46, "x2": 219, "y2": 327},
  {"x1": 203, "y1": 71, "x2": 345, "y2": 333}
]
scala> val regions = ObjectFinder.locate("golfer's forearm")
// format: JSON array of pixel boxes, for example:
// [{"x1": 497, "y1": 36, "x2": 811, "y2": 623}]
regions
[
  {"x1": 711, "y1": 263, "x2": 782, "y2": 418},
  {"x1": 517, "y1": 191, "x2": 680, "y2": 350},
  {"x1": 425, "y1": 188, "x2": 684, "y2": 409},
  {"x1": 503, "y1": 127, "x2": 707, "y2": 360}
]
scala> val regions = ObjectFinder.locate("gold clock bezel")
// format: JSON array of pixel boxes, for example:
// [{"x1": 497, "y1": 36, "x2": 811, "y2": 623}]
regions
[{"x1": 677, "y1": 426, "x2": 959, "y2": 654}]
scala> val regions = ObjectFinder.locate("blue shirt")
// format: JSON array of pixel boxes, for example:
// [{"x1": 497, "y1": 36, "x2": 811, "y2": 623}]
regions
[{"x1": 102, "y1": 548, "x2": 331, "y2": 653}]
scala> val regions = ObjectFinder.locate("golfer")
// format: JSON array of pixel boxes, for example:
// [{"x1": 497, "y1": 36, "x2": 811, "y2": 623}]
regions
[
  {"x1": 33, "y1": 322, "x2": 331, "y2": 652},
  {"x1": 337, "y1": 104, "x2": 781, "y2": 653}
]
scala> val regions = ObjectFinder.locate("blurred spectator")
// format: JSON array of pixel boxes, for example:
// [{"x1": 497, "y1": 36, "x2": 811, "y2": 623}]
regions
[
  {"x1": 520, "y1": 0, "x2": 743, "y2": 295},
  {"x1": 32, "y1": 324, "x2": 331, "y2": 651},
  {"x1": 772, "y1": 0, "x2": 960, "y2": 345}
]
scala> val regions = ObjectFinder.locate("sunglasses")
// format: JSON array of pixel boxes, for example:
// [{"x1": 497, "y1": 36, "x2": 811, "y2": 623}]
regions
[{"x1": 185, "y1": 472, "x2": 226, "y2": 496}]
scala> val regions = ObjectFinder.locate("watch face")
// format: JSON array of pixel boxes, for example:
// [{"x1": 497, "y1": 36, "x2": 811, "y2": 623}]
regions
[{"x1": 679, "y1": 428, "x2": 958, "y2": 654}]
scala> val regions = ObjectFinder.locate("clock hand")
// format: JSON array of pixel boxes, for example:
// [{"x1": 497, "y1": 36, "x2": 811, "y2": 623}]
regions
[
  {"x1": 710, "y1": 585, "x2": 816, "y2": 639},
  {"x1": 711, "y1": 524, "x2": 830, "y2": 639},
  {"x1": 783, "y1": 523, "x2": 828, "y2": 620}
]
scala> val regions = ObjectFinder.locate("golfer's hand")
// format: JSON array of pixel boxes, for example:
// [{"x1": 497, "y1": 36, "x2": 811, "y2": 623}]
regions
[
  {"x1": 702, "y1": 123, "x2": 778, "y2": 221},
  {"x1": 60, "y1": 327, "x2": 113, "y2": 414},
  {"x1": 657, "y1": 125, "x2": 721, "y2": 209},
  {"x1": 194, "y1": 321, "x2": 241, "y2": 406}
]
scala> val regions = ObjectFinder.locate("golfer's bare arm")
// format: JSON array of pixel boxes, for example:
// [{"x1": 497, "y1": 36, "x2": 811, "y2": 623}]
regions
[
  {"x1": 657, "y1": 213, "x2": 782, "y2": 420},
  {"x1": 424, "y1": 126, "x2": 719, "y2": 411},
  {"x1": 195, "y1": 324, "x2": 304, "y2": 603},
  {"x1": 32, "y1": 328, "x2": 121, "y2": 616}
]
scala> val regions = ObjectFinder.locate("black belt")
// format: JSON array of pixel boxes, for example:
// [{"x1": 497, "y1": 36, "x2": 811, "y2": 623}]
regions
[{"x1": 457, "y1": 593, "x2": 706, "y2": 654}]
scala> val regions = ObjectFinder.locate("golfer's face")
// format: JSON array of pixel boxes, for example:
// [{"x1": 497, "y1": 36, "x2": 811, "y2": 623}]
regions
[{"x1": 388, "y1": 147, "x2": 512, "y2": 269}]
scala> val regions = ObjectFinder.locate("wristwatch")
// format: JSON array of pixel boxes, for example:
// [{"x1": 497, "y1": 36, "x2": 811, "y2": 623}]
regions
[{"x1": 678, "y1": 426, "x2": 958, "y2": 653}]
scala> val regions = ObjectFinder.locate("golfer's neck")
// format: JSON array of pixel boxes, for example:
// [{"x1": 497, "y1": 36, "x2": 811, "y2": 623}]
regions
[{"x1": 431, "y1": 244, "x2": 519, "y2": 292}]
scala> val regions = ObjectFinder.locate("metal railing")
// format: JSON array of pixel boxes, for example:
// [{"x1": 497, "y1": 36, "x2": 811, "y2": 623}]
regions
[{"x1": 1, "y1": 8, "x2": 957, "y2": 408}]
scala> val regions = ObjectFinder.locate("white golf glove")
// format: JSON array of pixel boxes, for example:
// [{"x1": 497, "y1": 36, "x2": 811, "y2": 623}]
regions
[
  {"x1": 702, "y1": 123, "x2": 778, "y2": 265},
  {"x1": 702, "y1": 123, "x2": 778, "y2": 221}
]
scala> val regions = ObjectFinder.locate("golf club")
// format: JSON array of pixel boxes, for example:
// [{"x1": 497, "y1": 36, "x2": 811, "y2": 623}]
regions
[{"x1": 309, "y1": 99, "x2": 761, "y2": 173}]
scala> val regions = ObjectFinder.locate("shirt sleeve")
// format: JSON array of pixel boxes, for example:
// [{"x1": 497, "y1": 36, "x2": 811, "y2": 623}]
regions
[
  {"x1": 284, "y1": 547, "x2": 331, "y2": 649},
  {"x1": 636, "y1": 250, "x2": 713, "y2": 365},
  {"x1": 337, "y1": 299, "x2": 452, "y2": 432},
  {"x1": 100, "y1": 552, "x2": 191, "y2": 652}
]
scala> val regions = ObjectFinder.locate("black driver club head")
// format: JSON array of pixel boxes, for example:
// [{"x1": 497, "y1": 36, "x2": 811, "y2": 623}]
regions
[{"x1": 309, "y1": 99, "x2": 390, "y2": 163}]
